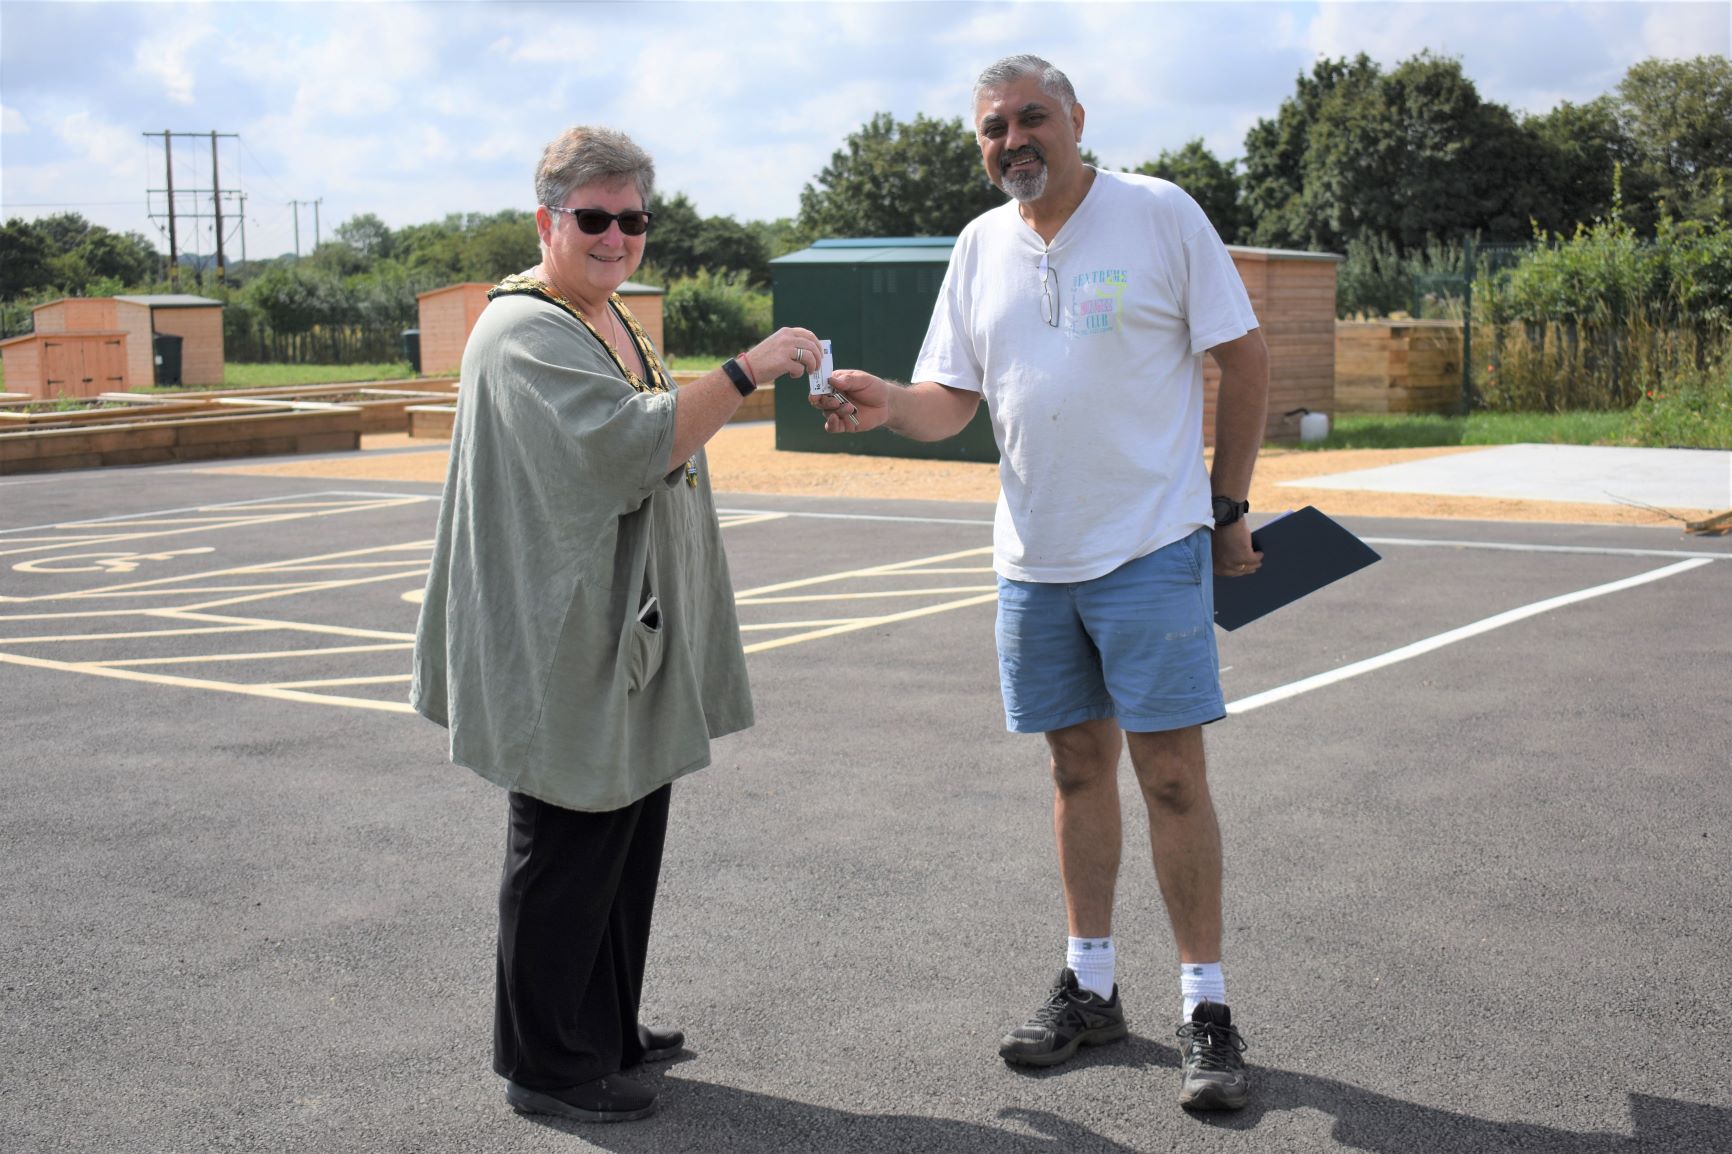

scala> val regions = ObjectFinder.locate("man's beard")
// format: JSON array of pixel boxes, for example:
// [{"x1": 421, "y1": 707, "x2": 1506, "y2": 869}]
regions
[{"x1": 999, "y1": 147, "x2": 1048, "y2": 203}]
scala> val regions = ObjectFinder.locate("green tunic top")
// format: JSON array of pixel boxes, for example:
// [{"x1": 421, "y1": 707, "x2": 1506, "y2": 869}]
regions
[{"x1": 411, "y1": 289, "x2": 753, "y2": 811}]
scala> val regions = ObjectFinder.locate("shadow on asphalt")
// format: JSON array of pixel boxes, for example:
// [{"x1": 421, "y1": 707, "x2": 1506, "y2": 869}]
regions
[{"x1": 510, "y1": 1041, "x2": 1726, "y2": 1152}]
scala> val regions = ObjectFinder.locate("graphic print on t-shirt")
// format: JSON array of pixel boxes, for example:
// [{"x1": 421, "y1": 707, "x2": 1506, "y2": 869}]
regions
[{"x1": 1071, "y1": 268, "x2": 1129, "y2": 334}]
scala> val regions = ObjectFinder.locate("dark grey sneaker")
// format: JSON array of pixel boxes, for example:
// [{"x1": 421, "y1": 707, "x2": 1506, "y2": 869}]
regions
[
  {"x1": 1176, "y1": 1001, "x2": 1249, "y2": 1110},
  {"x1": 999, "y1": 968, "x2": 1129, "y2": 1067}
]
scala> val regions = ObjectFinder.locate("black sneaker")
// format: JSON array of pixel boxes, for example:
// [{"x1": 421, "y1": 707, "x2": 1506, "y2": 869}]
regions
[
  {"x1": 505, "y1": 1073, "x2": 657, "y2": 1123},
  {"x1": 999, "y1": 968, "x2": 1129, "y2": 1067},
  {"x1": 1176, "y1": 1001, "x2": 1249, "y2": 1110}
]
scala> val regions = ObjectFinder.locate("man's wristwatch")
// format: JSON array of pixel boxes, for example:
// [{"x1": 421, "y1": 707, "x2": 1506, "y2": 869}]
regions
[
  {"x1": 721, "y1": 357, "x2": 756, "y2": 397},
  {"x1": 1212, "y1": 495, "x2": 1250, "y2": 527}
]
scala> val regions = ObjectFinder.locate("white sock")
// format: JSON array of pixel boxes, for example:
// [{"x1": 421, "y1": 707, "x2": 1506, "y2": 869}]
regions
[
  {"x1": 1180, "y1": 961, "x2": 1226, "y2": 1019},
  {"x1": 1067, "y1": 936, "x2": 1116, "y2": 999}
]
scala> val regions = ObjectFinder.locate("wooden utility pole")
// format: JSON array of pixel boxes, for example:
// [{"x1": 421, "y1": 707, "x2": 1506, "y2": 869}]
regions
[{"x1": 210, "y1": 131, "x2": 226, "y2": 284}]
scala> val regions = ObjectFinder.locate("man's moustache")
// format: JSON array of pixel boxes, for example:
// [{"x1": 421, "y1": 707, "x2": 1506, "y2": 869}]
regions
[{"x1": 1001, "y1": 147, "x2": 1044, "y2": 172}]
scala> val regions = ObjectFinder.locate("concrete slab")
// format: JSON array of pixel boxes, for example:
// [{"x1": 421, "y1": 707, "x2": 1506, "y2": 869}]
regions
[{"x1": 1283, "y1": 444, "x2": 1731, "y2": 511}]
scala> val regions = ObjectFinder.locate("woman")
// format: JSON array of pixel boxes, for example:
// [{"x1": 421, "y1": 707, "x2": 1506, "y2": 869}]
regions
[{"x1": 411, "y1": 126, "x2": 832, "y2": 1123}]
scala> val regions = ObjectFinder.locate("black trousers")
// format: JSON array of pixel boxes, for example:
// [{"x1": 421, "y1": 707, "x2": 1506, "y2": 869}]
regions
[{"x1": 493, "y1": 784, "x2": 671, "y2": 1090}]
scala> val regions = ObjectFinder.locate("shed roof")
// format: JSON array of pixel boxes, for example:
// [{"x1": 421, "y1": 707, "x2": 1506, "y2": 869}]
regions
[
  {"x1": 772, "y1": 237, "x2": 956, "y2": 266},
  {"x1": 113, "y1": 294, "x2": 225, "y2": 308},
  {"x1": 1225, "y1": 245, "x2": 1343, "y2": 263},
  {"x1": 773, "y1": 237, "x2": 1342, "y2": 265}
]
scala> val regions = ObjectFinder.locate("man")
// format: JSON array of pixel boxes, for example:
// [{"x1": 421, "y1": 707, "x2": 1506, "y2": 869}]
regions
[{"x1": 815, "y1": 55, "x2": 1268, "y2": 1112}]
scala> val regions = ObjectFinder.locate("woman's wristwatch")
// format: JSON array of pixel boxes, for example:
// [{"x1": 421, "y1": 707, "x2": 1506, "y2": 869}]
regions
[{"x1": 721, "y1": 356, "x2": 756, "y2": 397}]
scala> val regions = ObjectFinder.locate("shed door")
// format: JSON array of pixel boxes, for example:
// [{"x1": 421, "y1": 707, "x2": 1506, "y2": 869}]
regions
[
  {"x1": 41, "y1": 340, "x2": 74, "y2": 393},
  {"x1": 93, "y1": 337, "x2": 127, "y2": 388}
]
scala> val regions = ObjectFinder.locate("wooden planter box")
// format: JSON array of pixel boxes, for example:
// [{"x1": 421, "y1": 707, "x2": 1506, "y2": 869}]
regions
[
  {"x1": 145, "y1": 377, "x2": 458, "y2": 402},
  {"x1": 133, "y1": 380, "x2": 459, "y2": 434},
  {"x1": 407, "y1": 403, "x2": 457, "y2": 440},
  {"x1": 0, "y1": 398, "x2": 231, "y2": 428},
  {"x1": 404, "y1": 372, "x2": 770, "y2": 444},
  {"x1": 0, "y1": 402, "x2": 363, "y2": 475},
  {"x1": 1335, "y1": 319, "x2": 1463, "y2": 413},
  {"x1": 670, "y1": 370, "x2": 775, "y2": 423}
]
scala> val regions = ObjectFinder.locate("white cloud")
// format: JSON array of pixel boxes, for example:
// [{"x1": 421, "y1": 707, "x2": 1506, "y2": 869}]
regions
[
  {"x1": 6, "y1": 0, "x2": 1725, "y2": 247},
  {"x1": 1640, "y1": 1, "x2": 1732, "y2": 58},
  {"x1": 133, "y1": 21, "x2": 216, "y2": 105}
]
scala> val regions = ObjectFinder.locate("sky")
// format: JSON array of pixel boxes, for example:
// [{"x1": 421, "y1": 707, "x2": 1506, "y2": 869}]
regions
[{"x1": 2, "y1": 0, "x2": 1728, "y2": 262}]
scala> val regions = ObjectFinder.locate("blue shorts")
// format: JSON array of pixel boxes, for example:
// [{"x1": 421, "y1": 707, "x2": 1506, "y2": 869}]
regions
[{"x1": 995, "y1": 529, "x2": 1225, "y2": 734}]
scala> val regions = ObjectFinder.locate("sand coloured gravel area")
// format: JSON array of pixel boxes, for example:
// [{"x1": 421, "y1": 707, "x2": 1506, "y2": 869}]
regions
[{"x1": 198, "y1": 423, "x2": 1717, "y2": 529}]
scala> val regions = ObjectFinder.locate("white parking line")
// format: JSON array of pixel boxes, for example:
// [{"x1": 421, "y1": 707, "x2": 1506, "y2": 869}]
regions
[{"x1": 1226, "y1": 558, "x2": 1715, "y2": 714}]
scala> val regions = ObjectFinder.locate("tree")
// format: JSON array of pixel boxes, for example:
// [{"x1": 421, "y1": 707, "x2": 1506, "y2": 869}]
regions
[
  {"x1": 1523, "y1": 96, "x2": 1655, "y2": 234},
  {"x1": 458, "y1": 210, "x2": 539, "y2": 282},
  {"x1": 1131, "y1": 140, "x2": 1248, "y2": 243},
  {"x1": 0, "y1": 218, "x2": 54, "y2": 299},
  {"x1": 798, "y1": 112, "x2": 1005, "y2": 239},
  {"x1": 334, "y1": 212, "x2": 394, "y2": 261},
  {"x1": 1242, "y1": 55, "x2": 1382, "y2": 249},
  {"x1": 1243, "y1": 52, "x2": 1539, "y2": 253},
  {"x1": 243, "y1": 264, "x2": 349, "y2": 333},
  {"x1": 1616, "y1": 56, "x2": 1732, "y2": 223}
]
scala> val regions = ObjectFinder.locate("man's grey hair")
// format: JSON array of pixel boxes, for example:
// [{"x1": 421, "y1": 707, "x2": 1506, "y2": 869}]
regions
[
  {"x1": 971, "y1": 54, "x2": 1077, "y2": 121},
  {"x1": 535, "y1": 126, "x2": 655, "y2": 209}
]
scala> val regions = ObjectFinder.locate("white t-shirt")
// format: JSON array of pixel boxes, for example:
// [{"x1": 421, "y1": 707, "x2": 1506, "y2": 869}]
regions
[{"x1": 912, "y1": 170, "x2": 1259, "y2": 582}]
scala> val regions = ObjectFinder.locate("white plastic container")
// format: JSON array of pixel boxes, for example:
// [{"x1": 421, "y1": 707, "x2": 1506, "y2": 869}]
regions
[{"x1": 1299, "y1": 410, "x2": 1330, "y2": 444}]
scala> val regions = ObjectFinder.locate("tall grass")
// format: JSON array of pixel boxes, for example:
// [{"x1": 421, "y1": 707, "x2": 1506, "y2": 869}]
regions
[{"x1": 1472, "y1": 204, "x2": 1731, "y2": 412}]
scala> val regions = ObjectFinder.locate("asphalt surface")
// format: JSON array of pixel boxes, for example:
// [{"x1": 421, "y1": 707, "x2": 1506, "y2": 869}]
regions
[{"x1": 2, "y1": 465, "x2": 1729, "y2": 1154}]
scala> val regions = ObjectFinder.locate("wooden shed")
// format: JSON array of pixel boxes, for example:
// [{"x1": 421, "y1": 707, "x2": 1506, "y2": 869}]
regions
[
  {"x1": 1206, "y1": 247, "x2": 1343, "y2": 445},
  {"x1": 416, "y1": 280, "x2": 667, "y2": 377},
  {"x1": 0, "y1": 294, "x2": 225, "y2": 398},
  {"x1": 415, "y1": 283, "x2": 492, "y2": 377},
  {"x1": 769, "y1": 238, "x2": 1340, "y2": 459}
]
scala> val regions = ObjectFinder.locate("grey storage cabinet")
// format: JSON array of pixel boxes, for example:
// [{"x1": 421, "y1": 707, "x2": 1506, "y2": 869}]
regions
[{"x1": 769, "y1": 238, "x2": 998, "y2": 462}]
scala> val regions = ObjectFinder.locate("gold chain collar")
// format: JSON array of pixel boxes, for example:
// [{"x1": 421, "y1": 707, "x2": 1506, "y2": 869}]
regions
[{"x1": 489, "y1": 273, "x2": 696, "y2": 487}]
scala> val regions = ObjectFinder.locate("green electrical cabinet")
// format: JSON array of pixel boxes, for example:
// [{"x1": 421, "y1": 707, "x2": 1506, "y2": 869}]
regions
[{"x1": 769, "y1": 238, "x2": 999, "y2": 463}]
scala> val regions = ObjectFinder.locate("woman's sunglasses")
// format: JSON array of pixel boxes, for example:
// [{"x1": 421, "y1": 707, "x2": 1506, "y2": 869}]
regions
[{"x1": 545, "y1": 206, "x2": 654, "y2": 236}]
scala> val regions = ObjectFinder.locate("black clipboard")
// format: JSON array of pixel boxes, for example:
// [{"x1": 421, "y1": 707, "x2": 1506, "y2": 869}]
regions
[{"x1": 1213, "y1": 506, "x2": 1381, "y2": 631}]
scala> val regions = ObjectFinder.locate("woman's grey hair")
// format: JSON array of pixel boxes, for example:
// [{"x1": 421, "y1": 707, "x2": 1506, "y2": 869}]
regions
[
  {"x1": 535, "y1": 126, "x2": 656, "y2": 209},
  {"x1": 972, "y1": 54, "x2": 1077, "y2": 119}
]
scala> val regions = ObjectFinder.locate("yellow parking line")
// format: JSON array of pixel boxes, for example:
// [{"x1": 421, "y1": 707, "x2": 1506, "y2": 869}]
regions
[
  {"x1": 734, "y1": 546, "x2": 993, "y2": 599},
  {"x1": 718, "y1": 513, "x2": 789, "y2": 528},
  {"x1": 743, "y1": 592, "x2": 997, "y2": 654},
  {"x1": 153, "y1": 610, "x2": 412, "y2": 642},
  {"x1": 264, "y1": 674, "x2": 414, "y2": 689},
  {"x1": 0, "y1": 624, "x2": 272, "y2": 644},
  {"x1": 168, "y1": 569, "x2": 429, "y2": 612},
  {"x1": 87, "y1": 641, "x2": 414, "y2": 667},
  {"x1": 0, "y1": 507, "x2": 429, "y2": 566},
  {"x1": 0, "y1": 650, "x2": 415, "y2": 713},
  {"x1": 738, "y1": 618, "x2": 869, "y2": 631},
  {"x1": 738, "y1": 585, "x2": 995, "y2": 606}
]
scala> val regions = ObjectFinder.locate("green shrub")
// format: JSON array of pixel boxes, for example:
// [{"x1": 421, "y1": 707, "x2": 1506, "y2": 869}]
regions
[
  {"x1": 1624, "y1": 359, "x2": 1732, "y2": 448},
  {"x1": 1336, "y1": 235, "x2": 1467, "y2": 318},
  {"x1": 662, "y1": 269, "x2": 770, "y2": 357},
  {"x1": 1472, "y1": 205, "x2": 1732, "y2": 411}
]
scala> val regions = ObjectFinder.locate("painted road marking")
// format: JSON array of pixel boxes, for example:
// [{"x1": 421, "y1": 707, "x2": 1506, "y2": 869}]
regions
[{"x1": 1226, "y1": 558, "x2": 1715, "y2": 714}]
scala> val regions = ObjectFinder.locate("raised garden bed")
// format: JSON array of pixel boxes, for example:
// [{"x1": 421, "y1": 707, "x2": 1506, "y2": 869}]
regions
[
  {"x1": 0, "y1": 400, "x2": 364, "y2": 475},
  {"x1": 407, "y1": 404, "x2": 457, "y2": 440},
  {"x1": 140, "y1": 379, "x2": 459, "y2": 434},
  {"x1": 0, "y1": 396, "x2": 228, "y2": 426}
]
